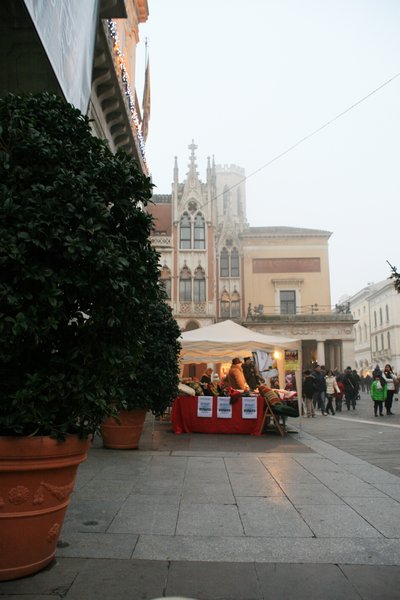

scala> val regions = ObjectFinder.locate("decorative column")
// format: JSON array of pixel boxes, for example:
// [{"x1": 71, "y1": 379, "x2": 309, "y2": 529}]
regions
[
  {"x1": 341, "y1": 340, "x2": 354, "y2": 370},
  {"x1": 334, "y1": 343, "x2": 341, "y2": 372},
  {"x1": 316, "y1": 340, "x2": 326, "y2": 366}
]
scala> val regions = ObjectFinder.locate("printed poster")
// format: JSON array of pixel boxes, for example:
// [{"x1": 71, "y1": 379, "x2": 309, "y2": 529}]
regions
[
  {"x1": 217, "y1": 397, "x2": 232, "y2": 419},
  {"x1": 285, "y1": 350, "x2": 299, "y2": 370},
  {"x1": 242, "y1": 397, "x2": 257, "y2": 419},
  {"x1": 197, "y1": 396, "x2": 213, "y2": 418}
]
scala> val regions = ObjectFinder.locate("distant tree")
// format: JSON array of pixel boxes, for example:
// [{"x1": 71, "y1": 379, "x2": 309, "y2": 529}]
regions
[{"x1": 388, "y1": 261, "x2": 400, "y2": 294}]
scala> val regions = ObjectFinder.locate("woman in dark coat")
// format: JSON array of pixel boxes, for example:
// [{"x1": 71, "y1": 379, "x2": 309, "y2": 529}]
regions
[{"x1": 343, "y1": 367, "x2": 357, "y2": 410}]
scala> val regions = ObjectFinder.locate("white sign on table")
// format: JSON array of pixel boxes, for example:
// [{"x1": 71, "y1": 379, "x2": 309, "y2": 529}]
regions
[
  {"x1": 217, "y1": 397, "x2": 232, "y2": 419},
  {"x1": 242, "y1": 397, "x2": 257, "y2": 419},
  {"x1": 197, "y1": 396, "x2": 213, "y2": 418}
]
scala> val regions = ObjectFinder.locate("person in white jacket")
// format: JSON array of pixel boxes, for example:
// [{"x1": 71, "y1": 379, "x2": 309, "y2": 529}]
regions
[
  {"x1": 382, "y1": 364, "x2": 396, "y2": 415},
  {"x1": 325, "y1": 369, "x2": 340, "y2": 415}
]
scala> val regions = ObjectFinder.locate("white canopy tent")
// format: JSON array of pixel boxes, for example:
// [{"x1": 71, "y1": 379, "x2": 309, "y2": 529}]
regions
[{"x1": 179, "y1": 320, "x2": 298, "y2": 362}]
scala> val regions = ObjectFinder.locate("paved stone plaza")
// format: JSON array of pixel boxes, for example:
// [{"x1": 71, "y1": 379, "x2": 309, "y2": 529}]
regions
[{"x1": 1, "y1": 392, "x2": 400, "y2": 599}]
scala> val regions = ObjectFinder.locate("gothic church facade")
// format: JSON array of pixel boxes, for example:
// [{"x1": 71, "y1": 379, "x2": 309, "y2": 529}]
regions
[{"x1": 148, "y1": 142, "x2": 356, "y2": 370}]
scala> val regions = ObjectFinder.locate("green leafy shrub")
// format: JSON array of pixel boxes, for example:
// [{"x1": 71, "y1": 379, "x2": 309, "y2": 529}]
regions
[
  {"x1": 116, "y1": 292, "x2": 181, "y2": 416},
  {"x1": 0, "y1": 92, "x2": 160, "y2": 438}
]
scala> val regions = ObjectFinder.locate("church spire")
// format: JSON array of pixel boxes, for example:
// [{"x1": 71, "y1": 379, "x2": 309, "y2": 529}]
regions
[
  {"x1": 188, "y1": 139, "x2": 198, "y2": 177},
  {"x1": 173, "y1": 156, "x2": 179, "y2": 183}
]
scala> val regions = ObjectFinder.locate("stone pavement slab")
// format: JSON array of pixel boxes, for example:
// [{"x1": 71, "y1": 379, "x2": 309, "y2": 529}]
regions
[{"x1": 5, "y1": 558, "x2": 400, "y2": 599}]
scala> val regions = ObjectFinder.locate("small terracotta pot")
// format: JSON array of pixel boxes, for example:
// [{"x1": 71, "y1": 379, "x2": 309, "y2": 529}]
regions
[
  {"x1": 0, "y1": 435, "x2": 90, "y2": 581},
  {"x1": 100, "y1": 409, "x2": 147, "y2": 449}
]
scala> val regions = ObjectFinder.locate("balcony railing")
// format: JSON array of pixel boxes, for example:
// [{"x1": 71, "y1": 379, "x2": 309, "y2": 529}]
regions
[{"x1": 246, "y1": 303, "x2": 355, "y2": 323}]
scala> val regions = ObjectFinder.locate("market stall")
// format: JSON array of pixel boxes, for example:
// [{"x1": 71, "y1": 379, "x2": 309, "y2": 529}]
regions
[{"x1": 175, "y1": 320, "x2": 302, "y2": 435}]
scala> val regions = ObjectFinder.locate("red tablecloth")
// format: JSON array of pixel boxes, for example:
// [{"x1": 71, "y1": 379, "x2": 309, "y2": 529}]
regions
[{"x1": 171, "y1": 395, "x2": 265, "y2": 435}]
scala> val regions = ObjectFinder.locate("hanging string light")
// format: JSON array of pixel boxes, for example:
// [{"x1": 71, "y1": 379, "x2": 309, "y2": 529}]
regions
[{"x1": 107, "y1": 19, "x2": 147, "y2": 169}]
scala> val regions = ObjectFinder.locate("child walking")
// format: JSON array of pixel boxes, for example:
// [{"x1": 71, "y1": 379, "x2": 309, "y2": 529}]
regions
[{"x1": 370, "y1": 373, "x2": 387, "y2": 417}]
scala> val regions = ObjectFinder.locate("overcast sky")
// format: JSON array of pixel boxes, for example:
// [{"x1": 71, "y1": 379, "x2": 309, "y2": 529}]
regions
[{"x1": 137, "y1": 0, "x2": 400, "y2": 305}]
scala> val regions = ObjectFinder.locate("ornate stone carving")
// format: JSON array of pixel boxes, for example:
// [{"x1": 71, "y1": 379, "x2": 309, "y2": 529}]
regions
[
  {"x1": 149, "y1": 236, "x2": 172, "y2": 247},
  {"x1": 194, "y1": 303, "x2": 206, "y2": 314},
  {"x1": 180, "y1": 303, "x2": 191, "y2": 314}
]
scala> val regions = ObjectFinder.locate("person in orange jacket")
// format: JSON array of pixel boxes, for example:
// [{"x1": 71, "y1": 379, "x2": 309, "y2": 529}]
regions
[{"x1": 227, "y1": 358, "x2": 249, "y2": 391}]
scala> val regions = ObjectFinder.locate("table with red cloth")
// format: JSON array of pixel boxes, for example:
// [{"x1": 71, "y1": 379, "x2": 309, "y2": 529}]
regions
[{"x1": 171, "y1": 395, "x2": 266, "y2": 436}]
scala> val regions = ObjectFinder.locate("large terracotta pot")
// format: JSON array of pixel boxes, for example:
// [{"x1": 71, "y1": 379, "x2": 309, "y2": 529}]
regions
[
  {"x1": 100, "y1": 409, "x2": 147, "y2": 449},
  {"x1": 0, "y1": 435, "x2": 90, "y2": 581}
]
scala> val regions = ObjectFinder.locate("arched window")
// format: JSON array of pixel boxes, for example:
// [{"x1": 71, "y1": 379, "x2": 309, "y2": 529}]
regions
[
  {"x1": 223, "y1": 185, "x2": 230, "y2": 214},
  {"x1": 388, "y1": 331, "x2": 391, "y2": 348},
  {"x1": 364, "y1": 323, "x2": 368, "y2": 341},
  {"x1": 231, "y1": 290, "x2": 240, "y2": 317},
  {"x1": 220, "y1": 248, "x2": 229, "y2": 277},
  {"x1": 160, "y1": 265, "x2": 171, "y2": 300},
  {"x1": 386, "y1": 304, "x2": 390, "y2": 322},
  {"x1": 381, "y1": 333, "x2": 384, "y2": 349},
  {"x1": 194, "y1": 213, "x2": 205, "y2": 249},
  {"x1": 379, "y1": 308, "x2": 383, "y2": 325},
  {"x1": 374, "y1": 311, "x2": 377, "y2": 328},
  {"x1": 180, "y1": 213, "x2": 191, "y2": 249},
  {"x1": 221, "y1": 290, "x2": 230, "y2": 318},
  {"x1": 193, "y1": 266, "x2": 206, "y2": 302},
  {"x1": 230, "y1": 248, "x2": 239, "y2": 277},
  {"x1": 179, "y1": 265, "x2": 192, "y2": 301}
]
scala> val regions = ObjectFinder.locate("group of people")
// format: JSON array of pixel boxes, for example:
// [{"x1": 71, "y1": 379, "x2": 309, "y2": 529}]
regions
[
  {"x1": 200, "y1": 356, "x2": 264, "y2": 394},
  {"x1": 302, "y1": 363, "x2": 399, "y2": 418},
  {"x1": 370, "y1": 364, "x2": 398, "y2": 417}
]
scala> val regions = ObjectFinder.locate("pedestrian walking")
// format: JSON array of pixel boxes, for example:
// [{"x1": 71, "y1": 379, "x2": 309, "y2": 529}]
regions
[
  {"x1": 325, "y1": 369, "x2": 339, "y2": 415},
  {"x1": 343, "y1": 366, "x2": 357, "y2": 410},
  {"x1": 335, "y1": 376, "x2": 345, "y2": 412},
  {"x1": 370, "y1": 373, "x2": 387, "y2": 417},
  {"x1": 302, "y1": 370, "x2": 316, "y2": 418},
  {"x1": 382, "y1": 364, "x2": 396, "y2": 415},
  {"x1": 312, "y1": 363, "x2": 327, "y2": 415}
]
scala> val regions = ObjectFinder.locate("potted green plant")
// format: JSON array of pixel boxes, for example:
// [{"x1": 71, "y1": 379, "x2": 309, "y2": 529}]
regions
[
  {"x1": 101, "y1": 291, "x2": 182, "y2": 449},
  {"x1": 0, "y1": 92, "x2": 160, "y2": 580}
]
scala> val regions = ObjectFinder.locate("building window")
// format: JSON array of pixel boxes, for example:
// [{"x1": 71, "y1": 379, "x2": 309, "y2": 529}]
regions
[
  {"x1": 194, "y1": 213, "x2": 205, "y2": 249},
  {"x1": 221, "y1": 290, "x2": 230, "y2": 318},
  {"x1": 179, "y1": 265, "x2": 192, "y2": 301},
  {"x1": 388, "y1": 331, "x2": 391, "y2": 348},
  {"x1": 160, "y1": 265, "x2": 171, "y2": 300},
  {"x1": 374, "y1": 311, "x2": 377, "y2": 328},
  {"x1": 280, "y1": 290, "x2": 296, "y2": 315},
  {"x1": 231, "y1": 248, "x2": 239, "y2": 277},
  {"x1": 375, "y1": 336, "x2": 378, "y2": 351},
  {"x1": 381, "y1": 333, "x2": 384, "y2": 349},
  {"x1": 364, "y1": 323, "x2": 368, "y2": 341},
  {"x1": 386, "y1": 305, "x2": 390, "y2": 322},
  {"x1": 193, "y1": 266, "x2": 206, "y2": 302},
  {"x1": 220, "y1": 248, "x2": 229, "y2": 277},
  {"x1": 180, "y1": 213, "x2": 191, "y2": 249},
  {"x1": 231, "y1": 290, "x2": 241, "y2": 317},
  {"x1": 379, "y1": 308, "x2": 383, "y2": 325}
]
